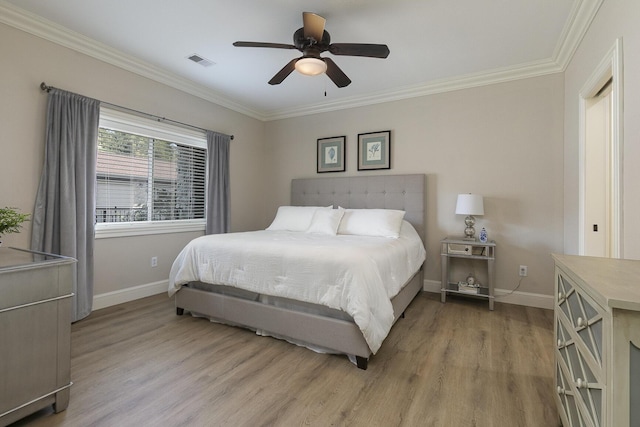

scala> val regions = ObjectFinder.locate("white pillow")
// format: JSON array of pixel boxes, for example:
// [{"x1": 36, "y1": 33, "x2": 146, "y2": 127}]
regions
[
  {"x1": 306, "y1": 208, "x2": 345, "y2": 235},
  {"x1": 337, "y1": 208, "x2": 406, "y2": 238},
  {"x1": 266, "y1": 206, "x2": 331, "y2": 232}
]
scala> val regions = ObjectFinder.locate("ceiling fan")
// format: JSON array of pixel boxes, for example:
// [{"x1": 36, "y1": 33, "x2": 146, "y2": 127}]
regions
[{"x1": 233, "y1": 12, "x2": 390, "y2": 88}]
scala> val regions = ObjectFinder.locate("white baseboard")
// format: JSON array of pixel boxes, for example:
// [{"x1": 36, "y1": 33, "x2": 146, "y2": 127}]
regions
[
  {"x1": 93, "y1": 280, "x2": 168, "y2": 311},
  {"x1": 94, "y1": 278, "x2": 553, "y2": 312},
  {"x1": 423, "y1": 279, "x2": 553, "y2": 310}
]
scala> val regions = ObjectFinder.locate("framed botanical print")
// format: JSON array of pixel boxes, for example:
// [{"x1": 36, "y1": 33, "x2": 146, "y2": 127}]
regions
[
  {"x1": 358, "y1": 130, "x2": 391, "y2": 170},
  {"x1": 317, "y1": 136, "x2": 346, "y2": 173}
]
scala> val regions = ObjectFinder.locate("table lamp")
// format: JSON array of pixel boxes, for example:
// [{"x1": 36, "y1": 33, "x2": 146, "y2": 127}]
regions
[{"x1": 455, "y1": 194, "x2": 484, "y2": 240}]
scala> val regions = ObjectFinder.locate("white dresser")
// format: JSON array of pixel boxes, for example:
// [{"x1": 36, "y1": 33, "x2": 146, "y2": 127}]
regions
[{"x1": 553, "y1": 254, "x2": 640, "y2": 427}]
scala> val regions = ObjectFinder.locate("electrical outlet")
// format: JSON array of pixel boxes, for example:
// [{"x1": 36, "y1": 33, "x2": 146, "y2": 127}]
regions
[
  {"x1": 151, "y1": 256, "x2": 158, "y2": 268},
  {"x1": 519, "y1": 265, "x2": 528, "y2": 277}
]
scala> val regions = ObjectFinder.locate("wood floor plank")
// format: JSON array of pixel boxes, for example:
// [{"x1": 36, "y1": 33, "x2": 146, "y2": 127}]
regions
[{"x1": 9, "y1": 292, "x2": 557, "y2": 427}]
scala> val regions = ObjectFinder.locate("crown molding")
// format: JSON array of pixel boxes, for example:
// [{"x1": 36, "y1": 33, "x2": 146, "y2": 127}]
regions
[
  {"x1": 0, "y1": 1, "x2": 267, "y2": 121},
  {"x1": 553, "y1": 0, "x2": 604, "y2": 71},
  {"x1": 265, "y1": 57, "x2": 564, "y2": 121},
  {"x1": 267, "y1": 0, "x2": 600, "y2": 121},
  {"x1": 0, "y1": 0, "x2": 599, "y2": 122}
]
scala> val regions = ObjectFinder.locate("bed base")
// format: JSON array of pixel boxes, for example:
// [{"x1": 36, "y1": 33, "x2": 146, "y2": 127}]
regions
[
  {"x1": 175, "y1": 269, "x2": 423, "y2": 370},
  {"x1": 175, "y1": 174, "x2": 425, "y2": 370}
]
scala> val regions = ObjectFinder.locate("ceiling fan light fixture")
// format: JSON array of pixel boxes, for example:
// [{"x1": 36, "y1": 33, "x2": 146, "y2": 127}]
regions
[
  {"x1": 295, "y1": 57, "x2": 327, "y2": 76},
  {"x1": 234, "y1": 12, "x2": 388, "y2": 87}
]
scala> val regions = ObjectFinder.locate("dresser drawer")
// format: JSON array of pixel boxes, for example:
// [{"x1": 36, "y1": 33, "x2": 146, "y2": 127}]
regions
[
  {"x1": 0, "y1": 263, "x2": 73, "y2": 310},
  {"x1": 556, "y1": 271, "x2": 604, "y2": 370},
  {"x1": 556, "y1": 362, "x2": 593, "y2": 427},
  {"x1": 556, "y1": 317, "x2": 603, "y2": 427}
]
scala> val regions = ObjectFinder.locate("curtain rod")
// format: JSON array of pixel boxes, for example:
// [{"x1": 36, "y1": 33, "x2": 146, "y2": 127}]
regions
[{"x1": 40, "y1": 82, "x2": 234, "y2": 140}]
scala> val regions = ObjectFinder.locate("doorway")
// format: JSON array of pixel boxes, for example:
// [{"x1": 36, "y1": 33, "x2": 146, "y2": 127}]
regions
[
  {"x1": 579, "y1": 38, "x2": 623, "y2": 258},
  {"x1": 584, "y1": 82, "x2": 611, "y2": 256}
]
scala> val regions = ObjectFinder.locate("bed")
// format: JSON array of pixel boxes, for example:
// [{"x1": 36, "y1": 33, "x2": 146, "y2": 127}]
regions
[{"x1": 169, "y1": 174, "x2": 426, "y2": 369}]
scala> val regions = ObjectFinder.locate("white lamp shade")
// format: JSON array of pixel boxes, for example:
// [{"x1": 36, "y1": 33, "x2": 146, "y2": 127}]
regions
[
  {"x1": 295, "y1": 57, "x2": 327, "y2": 76},
  {"x1": 455, "y1": 194, "x2": 484, "y2": 216}
]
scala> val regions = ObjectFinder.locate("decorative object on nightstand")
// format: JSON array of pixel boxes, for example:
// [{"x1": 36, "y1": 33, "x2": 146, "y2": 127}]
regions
[
  {"x1": 479, "y1": 227, "x2": 488, "y2": 243},
  {"x1": 441, "y1": 237, "x2": 496, "y2": 310},
  {"x1": 457, "y1": 274, "x2": 480, "y2": 294},
  {"x1": 455, "y1": 194, "x2": 484, "y2": 240}
]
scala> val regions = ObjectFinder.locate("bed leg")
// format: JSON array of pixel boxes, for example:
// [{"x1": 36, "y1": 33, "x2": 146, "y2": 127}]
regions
[
  {"x1": 176, "y1": 307, "x2": 184, "y2": 315},
  {"x1": 401, "y1": 311, "x2": 406, "y2": 319},
  {"x1": 355, "y1": 356, "x2": 368, "y2": 370}
]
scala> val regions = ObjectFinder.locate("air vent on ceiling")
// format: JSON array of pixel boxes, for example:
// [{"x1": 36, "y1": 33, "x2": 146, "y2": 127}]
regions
[{"x1": 187, "y1": 54, "x2": 215, "y2": 67}]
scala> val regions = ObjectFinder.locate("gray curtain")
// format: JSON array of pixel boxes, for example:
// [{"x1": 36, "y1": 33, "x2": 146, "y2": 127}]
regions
[
  {"x1": 205, "y1": 131, "x2": 230, "y2": 234},
  {"x1": 31, "y1": 89, "x2": 100, "y2": 322}
]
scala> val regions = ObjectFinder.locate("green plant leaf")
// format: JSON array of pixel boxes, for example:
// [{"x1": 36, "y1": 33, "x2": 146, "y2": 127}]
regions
[{"x1": 0, "y1": 207, "x2": 30, "y2": 235}]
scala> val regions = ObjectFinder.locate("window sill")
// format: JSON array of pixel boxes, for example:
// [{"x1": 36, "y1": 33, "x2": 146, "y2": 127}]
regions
[{"x1": 95, "y1": 220, "x2": 205, "y2": 239}]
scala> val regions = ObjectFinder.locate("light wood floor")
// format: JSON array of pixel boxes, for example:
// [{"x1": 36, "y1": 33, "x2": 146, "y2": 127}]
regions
[{"x1": 12, "y1": 292, "x2": 558, "y2": 427}]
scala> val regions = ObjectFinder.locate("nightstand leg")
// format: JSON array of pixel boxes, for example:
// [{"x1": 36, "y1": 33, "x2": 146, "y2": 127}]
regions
[
  {"x1": 488, "y1": 254, "x2": 495, "y2": 311},
  {"x1": 440, "y1": 253, "x2": 448, "y2": 303}
]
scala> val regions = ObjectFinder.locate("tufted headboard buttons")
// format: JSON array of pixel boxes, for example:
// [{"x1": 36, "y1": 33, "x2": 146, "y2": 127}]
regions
[{"x1": 291, "y1": 174, "x2": 425, "y2": 243}]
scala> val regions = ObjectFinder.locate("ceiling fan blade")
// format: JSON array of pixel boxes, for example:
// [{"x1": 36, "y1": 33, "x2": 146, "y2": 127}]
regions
[
  {"x1": 303, "y1": 12, "x2": 326, "y2": 42},
  {"x1": 323, "y1": 58, "x2": 351, "y2": 88},
  {"x1": 268, "y1": 58, "x2": 299, "y2": 85},
  {"x1": 233, "y1": 41, "x2": 296, "y2": 50},
  {"x1": 328, "y1": 43, "x2": 390, "y2": 58}
]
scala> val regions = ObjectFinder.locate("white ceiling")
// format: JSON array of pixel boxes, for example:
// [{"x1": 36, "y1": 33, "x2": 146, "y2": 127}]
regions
[{"x1": 1, "y1": 0, "x2": 597, "y2": 121}]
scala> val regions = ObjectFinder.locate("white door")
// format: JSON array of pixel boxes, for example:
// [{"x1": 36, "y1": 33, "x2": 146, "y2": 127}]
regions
[{"x1": 584, "y1": 85, "x2": 611, "y2": 257}]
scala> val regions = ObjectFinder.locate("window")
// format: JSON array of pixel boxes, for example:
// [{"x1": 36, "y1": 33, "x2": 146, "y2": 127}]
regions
[{"x1": 96, "y1": 108, "x2": 207, "y2": 237}]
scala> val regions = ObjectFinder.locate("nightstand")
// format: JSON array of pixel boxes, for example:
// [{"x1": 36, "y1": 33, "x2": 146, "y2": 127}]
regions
[{"x1": 440, "y1": 237, "x2": 496, "y2": 310}]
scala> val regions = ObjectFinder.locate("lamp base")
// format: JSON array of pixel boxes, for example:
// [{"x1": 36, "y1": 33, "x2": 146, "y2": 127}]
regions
[{"x1": 463, "y1": 216, "x2": 476, "y2": 240}]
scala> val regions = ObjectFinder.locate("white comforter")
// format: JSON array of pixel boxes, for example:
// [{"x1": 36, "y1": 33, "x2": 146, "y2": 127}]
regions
[{"x1": 168, "y1": 221, "x2": 426, "y2": 353}]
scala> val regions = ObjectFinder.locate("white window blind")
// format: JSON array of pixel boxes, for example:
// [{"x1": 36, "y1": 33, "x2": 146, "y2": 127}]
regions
[{"x1": 96, "y1": 108, "x2": 207, "y2": 237}]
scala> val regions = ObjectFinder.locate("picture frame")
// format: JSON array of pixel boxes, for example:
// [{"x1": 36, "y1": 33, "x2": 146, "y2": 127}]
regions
[
  {"x1": 358, "y1": 130, "x2": 391, "y2": 170},
  {"x1": 317, "y1": 136, "x2": 346, "y2": 173}
]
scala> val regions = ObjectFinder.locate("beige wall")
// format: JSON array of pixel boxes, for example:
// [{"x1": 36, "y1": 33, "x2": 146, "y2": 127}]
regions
[
  {"x1": 2, "y1": 1, "x2": 633, "y2": 306},
  {"x1": 564, "y1": 0, "x2": 640, "y2": 259},
  {"x1": 1, "y1": 15, "x2": 572, "y2": 305},
  {"x1": 265, "y1": 74, "x2": 565, "y2": 299},
  {"x1": 0, "y1": 23, "x2": 269, "y2": 296}
]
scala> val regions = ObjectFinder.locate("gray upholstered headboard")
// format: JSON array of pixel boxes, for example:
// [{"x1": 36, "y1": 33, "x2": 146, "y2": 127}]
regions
[{"x1": 291, "y1": 174, "x2": 425, "y2": 241}]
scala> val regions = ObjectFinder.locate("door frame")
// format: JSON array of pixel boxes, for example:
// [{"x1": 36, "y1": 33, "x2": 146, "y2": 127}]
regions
[{"x1": 578, "y1": 38, "x2": 623, "y2": 258}]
